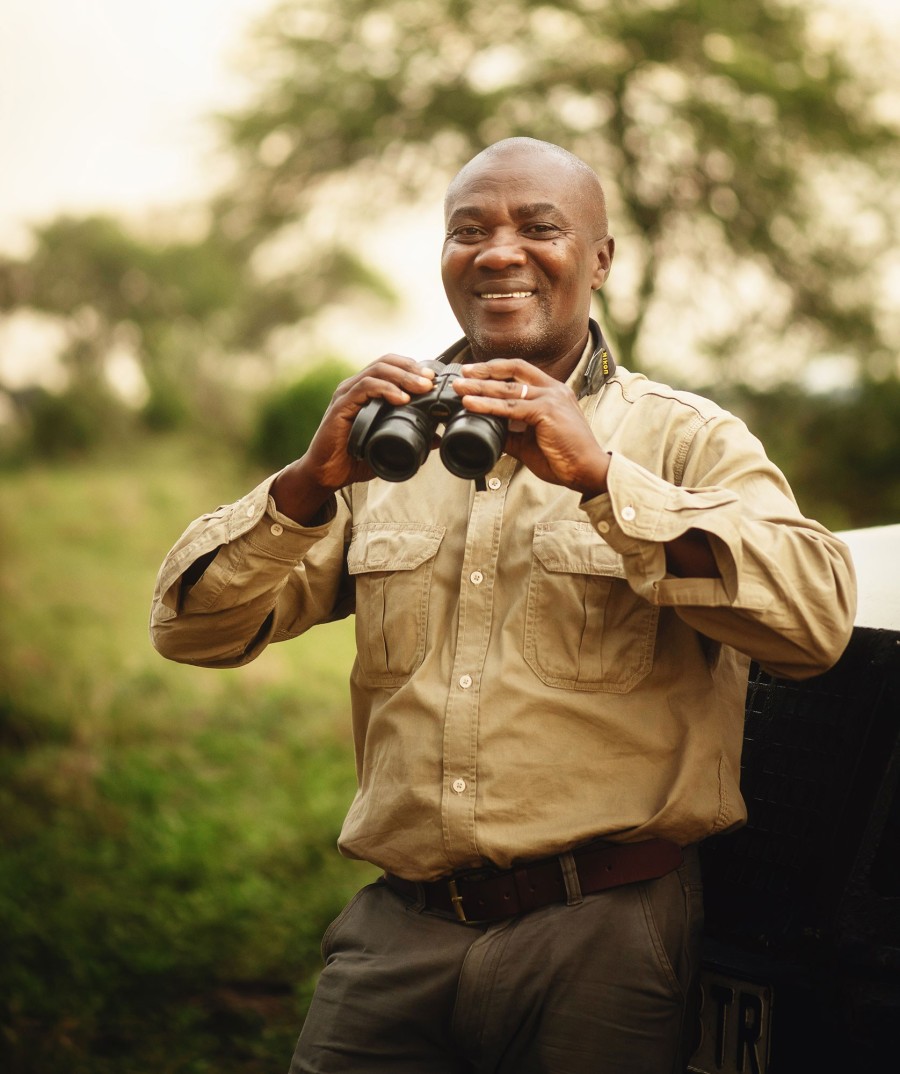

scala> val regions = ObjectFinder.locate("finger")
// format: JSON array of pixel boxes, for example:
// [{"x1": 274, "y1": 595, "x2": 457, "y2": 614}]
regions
[
  {"x1": 339, "y1": 361, "x2": 435, "y2": 407},
  {"x1": 453, "y1": 376, "x2": 540, "y2": 403},
  {"x1": 370, "y1": 353, "x2": 435, "y2": 375},
  {"x1": 364, "y1": 357, "x2": 436, "y2": 392},
  {"x1": 459, "y1": 358, "x2": 548, "y2": 383}
]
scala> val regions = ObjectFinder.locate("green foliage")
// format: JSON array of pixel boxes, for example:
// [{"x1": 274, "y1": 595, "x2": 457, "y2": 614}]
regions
[
  {"x1": 2, "y1": 216, "x2": 239, "y2": 326},
  {"x1": 141, "y1": 377, "x2": 192, "y2": 433},
  {"x1": 0, "y1": 437, "x2": 373, "y2": 1073},
  {"x1": 0, "y1": 213, "x2": 393, "y2": 445},
  {"x1": 221, "y1": 0, "x2": 899, "y2": 381},
  {"x1": 0, "y1": 217, "x2": 241, "y2": 437},
  {"x1": 721, "y1": 375, "x2": 900, "y2": 530},
  {"x1": 251, "y1": 360, "x2": 354, "y2": 470},
  {"x1": 5, "y1": 383, "x2": 132, "y2": 461}
]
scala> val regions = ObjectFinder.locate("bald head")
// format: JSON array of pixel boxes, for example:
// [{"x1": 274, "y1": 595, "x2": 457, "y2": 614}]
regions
[
  {"x1": 445, "y1": 138, "x2": 610, "y2": 239},
  {"x1": 440, "y1": 137, "x2": 615, "y2": 371}
]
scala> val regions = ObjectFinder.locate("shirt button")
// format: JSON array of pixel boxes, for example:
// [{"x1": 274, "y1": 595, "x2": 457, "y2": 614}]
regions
[
  {"x1": 452, "y1": 778, "x2": 467, "y2": 794},
  {"x1": 458, "y1": 674, "x2": 473, "y2": 689},
  {"x1": 270, "y1": 523, "x2": 284, "y2": 536},
  {"x1": 487, "y1": 477, "x2": 502, "y2": 490},
  {"x1": 245, "y1": 504, "x2": 257, "y2": 518},
  {"x1": 469, "y1": 570, "x2": 484, "y2": 585},
  {"x1": 621, "y1": 505, "x2": 637, "y2": 522},
  {"x1": 597, "y1": 520, "x2": 610, "y2": 534}
]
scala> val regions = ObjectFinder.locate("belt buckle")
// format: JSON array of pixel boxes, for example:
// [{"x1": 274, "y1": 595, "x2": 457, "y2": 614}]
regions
[{"x1": 447, "y1": 878, "x2": 468, "y2": 923}]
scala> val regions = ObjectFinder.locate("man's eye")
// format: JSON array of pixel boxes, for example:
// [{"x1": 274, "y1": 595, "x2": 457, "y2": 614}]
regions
[
  {"x1": 450, "y1": 226, "x2": 483, "y2": 240},
  {"x1": 525, "y1": 224, "x2": 559, "y2": 236}
]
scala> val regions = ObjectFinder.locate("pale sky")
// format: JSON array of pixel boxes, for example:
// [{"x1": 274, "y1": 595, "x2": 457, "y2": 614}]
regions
[
  {"x1": 2, "y1": 0, "x2": 897, "y2": 242},
  {"x1": 0, "y1": 0, "x2": 263, "y2": 248},
  {"x1": 0, "y1": 0, "x2": 464, "y2": 368},
  {"x1": 1, "y1": 0, "x2": 897, "y2": 373}
]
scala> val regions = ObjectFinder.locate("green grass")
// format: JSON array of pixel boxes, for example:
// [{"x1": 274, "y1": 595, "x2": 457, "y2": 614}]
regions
[{"x1": 0, "y1": 435, "x2": 375, "y2": 1073}]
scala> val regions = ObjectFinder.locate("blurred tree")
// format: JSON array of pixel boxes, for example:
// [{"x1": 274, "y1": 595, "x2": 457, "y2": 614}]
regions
[
  {"x1": 0, "y1": 217, "x2": 239, "y2": 430},
  {"x1": 0, "y1": 213, "x2": 395, "y2": 445},
  {"x1": 720, "y1": 377, "x2": 900, "y2": 530},
  {"x1": 2, "y1": 0, "x2": 899, "y2": 519},
  {"x1": 220, "y1": 0, "x2": 899, "y2": 385}
]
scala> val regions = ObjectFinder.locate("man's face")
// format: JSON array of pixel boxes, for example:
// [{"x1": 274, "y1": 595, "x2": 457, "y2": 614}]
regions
[{"x1": 440, "y1": 149, "x2": 613, "y2": 367}]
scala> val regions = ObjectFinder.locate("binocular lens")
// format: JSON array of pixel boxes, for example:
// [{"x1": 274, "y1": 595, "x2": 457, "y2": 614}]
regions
[
  {"x1": 366, "y1": 425, "x2": 430, "y2": 482},
  {"x1": 441, "y1": 415, "x2": 504, "y2": 479}
]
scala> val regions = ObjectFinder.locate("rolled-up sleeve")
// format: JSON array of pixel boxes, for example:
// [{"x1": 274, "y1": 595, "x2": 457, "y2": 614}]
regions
[
  {"x1": 582, "y1": 413, "x2": 857, "y2": 680},
  {"x1": 150, "y1": 474, "x2": 351, "y2": 668}
]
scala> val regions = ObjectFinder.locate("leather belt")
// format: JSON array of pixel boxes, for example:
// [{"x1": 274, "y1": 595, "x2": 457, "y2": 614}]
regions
[{"x1": 383, "y1": 838, "x2": 683, "y2": 924}]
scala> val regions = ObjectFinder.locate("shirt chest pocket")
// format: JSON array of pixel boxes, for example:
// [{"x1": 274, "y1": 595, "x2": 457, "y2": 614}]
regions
[
  {"x1": 347, "y1": 523, "x2": 445, "y2": 688},
  {"x1": 525, "y1": 521, "x2": 658, "y2": 693}
]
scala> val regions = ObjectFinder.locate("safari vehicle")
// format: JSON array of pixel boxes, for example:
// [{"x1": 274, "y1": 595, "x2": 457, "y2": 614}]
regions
[{"x1": 688, "y1": 525, "x2": 900, "y2": 1073}]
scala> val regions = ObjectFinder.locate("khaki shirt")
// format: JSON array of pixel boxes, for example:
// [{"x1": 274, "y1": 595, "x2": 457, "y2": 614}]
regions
[{"x1": 151, "y1": 352, "x2": 856, "y2": 881}]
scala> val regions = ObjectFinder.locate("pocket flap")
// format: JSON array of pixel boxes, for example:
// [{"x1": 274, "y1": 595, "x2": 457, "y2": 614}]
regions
[
  {"x1": 533, "y1": 520, "x2": 624, "y2": 577},
  {"x1": 347, "y1": 523, "x2": 445, "y2": 574}
]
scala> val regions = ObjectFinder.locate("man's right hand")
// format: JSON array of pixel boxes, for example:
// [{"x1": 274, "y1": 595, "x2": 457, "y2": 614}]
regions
[{"x1": 271, "y1": 355, "x2": 436, "y2": 525}]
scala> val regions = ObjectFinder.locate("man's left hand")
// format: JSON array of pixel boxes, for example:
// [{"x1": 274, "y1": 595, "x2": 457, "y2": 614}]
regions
[{"x1": 455, "y1": 359, "x2": 610, "y2": 497}]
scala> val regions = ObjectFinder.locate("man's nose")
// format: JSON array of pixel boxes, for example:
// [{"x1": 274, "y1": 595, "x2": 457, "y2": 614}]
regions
[{"x1": 474, "y1": 230, "x2": 528, "y2": 269}]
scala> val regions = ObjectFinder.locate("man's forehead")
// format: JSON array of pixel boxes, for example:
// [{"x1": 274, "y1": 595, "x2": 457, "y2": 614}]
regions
[{"x1": 446, "y1": 150, "x2": 592, "y2": 215}]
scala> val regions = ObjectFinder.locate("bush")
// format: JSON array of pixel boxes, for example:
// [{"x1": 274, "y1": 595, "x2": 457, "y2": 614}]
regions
[
  {"x1": 719, "y1": 376, "x2": 900, "y2": 531},
  {"x1": 251, "y1": 361, "x2": 354, "y2": 471},
  {"x1": 8, "y1": 385, "x2": 131, "y2": 461},
  {"x1": 141, "y1": 380, "x2": 190, "y2": 433}
]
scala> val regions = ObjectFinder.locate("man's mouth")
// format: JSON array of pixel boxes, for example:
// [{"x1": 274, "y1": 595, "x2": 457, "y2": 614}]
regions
[{"x1": 477, "y1": 290, "x2": 534, "y2": 299}]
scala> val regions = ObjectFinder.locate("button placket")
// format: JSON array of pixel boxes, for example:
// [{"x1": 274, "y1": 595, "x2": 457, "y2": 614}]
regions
[{"x1": 441, "y1": 462, "x2": 512, "y2": 862}]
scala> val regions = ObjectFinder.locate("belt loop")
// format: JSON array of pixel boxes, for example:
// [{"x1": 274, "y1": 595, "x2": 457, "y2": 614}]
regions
[
  {"x1": 559, "y1": 851, "x2": 583, "y2": 906},
  {"x1": 409, "y1": 880, "x2": 427, "y2": 913}
]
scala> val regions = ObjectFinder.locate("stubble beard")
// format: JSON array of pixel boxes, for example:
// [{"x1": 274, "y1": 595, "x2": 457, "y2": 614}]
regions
[{"x1": 463, "y1": 304, "x2": 568, "y2": 367}]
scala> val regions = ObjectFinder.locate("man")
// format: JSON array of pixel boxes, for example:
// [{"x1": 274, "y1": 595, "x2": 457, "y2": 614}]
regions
[{"x1": 151, "y1": 138, "x2": 856, "y2": 1073}]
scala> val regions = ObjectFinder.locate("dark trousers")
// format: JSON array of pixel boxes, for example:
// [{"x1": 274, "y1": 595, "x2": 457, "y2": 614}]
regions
[{"x1": 290, "y1": 847, "x2": 702, "y2": 1074}]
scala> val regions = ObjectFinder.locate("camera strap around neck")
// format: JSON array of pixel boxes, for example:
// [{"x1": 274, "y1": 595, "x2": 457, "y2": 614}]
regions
[
  {"x1": 434, "y1": 320, "x2": 616, "y2": 492},
  {"x1": 435, "y1": 318, "x2": 616, "y2": 400}
]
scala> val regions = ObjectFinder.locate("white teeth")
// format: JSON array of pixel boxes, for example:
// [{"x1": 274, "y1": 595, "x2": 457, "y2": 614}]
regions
[{"x1": 480, "y1": 291, "x2": 533, "y2": 299}]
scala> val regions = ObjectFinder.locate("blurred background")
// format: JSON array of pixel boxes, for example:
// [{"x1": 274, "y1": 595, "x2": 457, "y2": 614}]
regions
[{"x1": 1, "y1": 1, "x2": 898, "y2": 1071}]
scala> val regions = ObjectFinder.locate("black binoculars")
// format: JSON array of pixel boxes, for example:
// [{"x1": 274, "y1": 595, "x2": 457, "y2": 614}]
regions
[{"x1": 348, "y1": 361, "x2": 506, "y2": 482}]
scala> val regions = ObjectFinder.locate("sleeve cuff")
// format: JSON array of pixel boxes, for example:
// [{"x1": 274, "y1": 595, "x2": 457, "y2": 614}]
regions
[
  {"x1": 154, "y1": 474, "x2": 338, "y2": 611},
  {"x1": 580, "y1": 453, "x2": 744, "y2": 603}
]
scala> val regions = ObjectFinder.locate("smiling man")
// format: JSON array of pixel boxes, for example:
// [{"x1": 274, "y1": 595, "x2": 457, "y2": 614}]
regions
[
  {"x1": 441, "y1": 141, "x2": 613, "y2": 372},
  {"x1": 151, "y1": 138, "x2": 856, "y2": 1073}
]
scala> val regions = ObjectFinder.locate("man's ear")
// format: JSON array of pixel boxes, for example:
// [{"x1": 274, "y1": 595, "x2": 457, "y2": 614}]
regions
[{"x1": 591, "y1": 236, "x2": 615, "y2": 290}]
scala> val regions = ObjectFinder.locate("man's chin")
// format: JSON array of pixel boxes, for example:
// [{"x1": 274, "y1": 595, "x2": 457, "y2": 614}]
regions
[{"x1": 466, "y1": 323, "x2": 545, "y2": 361}]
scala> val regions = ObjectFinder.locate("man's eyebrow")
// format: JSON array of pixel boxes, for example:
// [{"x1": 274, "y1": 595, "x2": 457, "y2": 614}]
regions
[
  {"x1": 446, "y1": 204, "x2": 487, "y2": 224},
  {"x1": 515, "y1": 202, "x2": 564, "y2": 218},
  {"x1": 446, "y1": 202, "x2": 568, "y2": 224}
]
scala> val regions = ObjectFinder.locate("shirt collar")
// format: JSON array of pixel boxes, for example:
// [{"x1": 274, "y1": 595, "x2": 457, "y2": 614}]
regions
[{"x1": 435, "y1": 319, "x2": 616, "y2": 399}]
